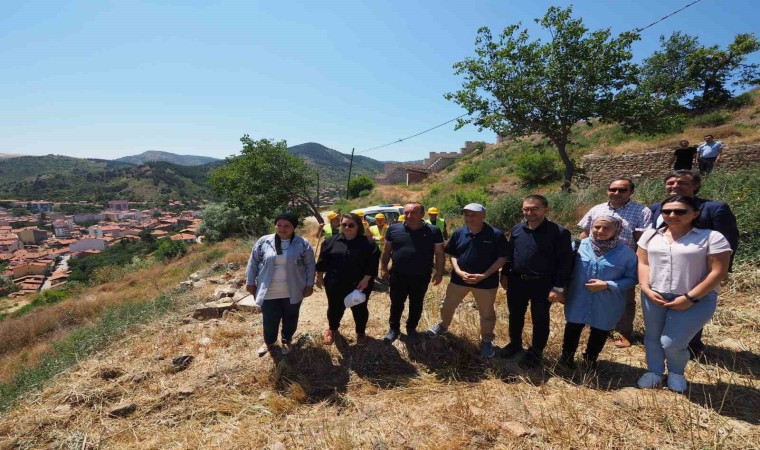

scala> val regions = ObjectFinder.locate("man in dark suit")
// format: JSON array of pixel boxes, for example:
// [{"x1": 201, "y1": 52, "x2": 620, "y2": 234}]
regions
[{"x1": 649, "y1": 169, "x2": 739, "y2": 358}]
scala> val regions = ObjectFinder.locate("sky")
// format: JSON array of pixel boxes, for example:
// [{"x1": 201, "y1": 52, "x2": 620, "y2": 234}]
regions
[{"x1": 1, "y1": 0, "x2": 758, "y2": 162}]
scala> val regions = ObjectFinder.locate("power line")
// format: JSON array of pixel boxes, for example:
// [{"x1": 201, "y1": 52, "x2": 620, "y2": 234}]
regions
[
  {"x1": 354, "y1": 113, "x2": 468, "y2": 154},
  {"x1": 633, "y1": 0, "x2": 702, "y2": 33},
  {"x1": 353, "y1": 1, "x2": 703, "y2": 156}
]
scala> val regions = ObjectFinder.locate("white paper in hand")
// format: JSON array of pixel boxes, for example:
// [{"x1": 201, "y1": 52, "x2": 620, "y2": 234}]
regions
[{"x1": 343, "y1": 289, "x2": 367, "y2": 308}]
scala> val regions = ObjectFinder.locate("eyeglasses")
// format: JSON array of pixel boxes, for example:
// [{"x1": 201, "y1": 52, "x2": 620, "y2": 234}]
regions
[
  {"x1": 608, "y1": 188, "x2": 629, "y2": 193},
  {"x1": 341, "y1": 223, "x2": 356, "y2": 228},
  {"x1": 661, "y1": 209, "x2": 689, "y2": 216}
]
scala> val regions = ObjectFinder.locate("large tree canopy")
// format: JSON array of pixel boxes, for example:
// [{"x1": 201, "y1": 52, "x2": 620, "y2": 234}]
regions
[
  {"x1": 445, "y1": 6, "x2": 639, "y2": 191},
  {"x1": 208, "y1": 136, "x2": 322, "y2": 234}
]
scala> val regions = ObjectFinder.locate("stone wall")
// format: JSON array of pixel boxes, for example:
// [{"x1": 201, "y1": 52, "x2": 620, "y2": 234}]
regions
[{"x1": 581, "y1": 143, "x2": 760, "y2": 185}]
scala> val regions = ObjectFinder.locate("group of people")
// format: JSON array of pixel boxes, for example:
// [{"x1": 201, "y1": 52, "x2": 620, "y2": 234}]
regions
[
  {"x1": 671, "y1": 134, "x2": 725, "y2": 174},
  {"x1": 245, "y1": 169, "x2": 738, "y2": 393}
]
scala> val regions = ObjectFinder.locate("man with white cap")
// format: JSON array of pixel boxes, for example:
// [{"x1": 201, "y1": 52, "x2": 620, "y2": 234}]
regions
[{"x1": 427, "y1": 203, "x2": 508, "y2": 358}]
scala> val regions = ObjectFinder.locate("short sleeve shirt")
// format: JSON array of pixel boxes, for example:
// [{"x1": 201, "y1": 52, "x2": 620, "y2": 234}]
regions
[
  {"x1": 673, "y1": 146, "x2": 697, "y2": 169},
  {"x1": 445, "y1": 223, "x2": 508, "y2": 289},
  {"x1": 386, "y1": 222, "x2": 443, "y2": 276},
  {"x1": 578, "y1": 201, "x2": 651, "y2": 248},
  {"x1": 638, "y1": 228, "x2": 732, "y2": 295},
  {"x1": 697, "y1": 141, "x2": 723, "y2": 159}
]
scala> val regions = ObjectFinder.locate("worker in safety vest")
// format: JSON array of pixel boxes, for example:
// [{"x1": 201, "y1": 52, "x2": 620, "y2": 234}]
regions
[
  {"x1": 398, "y1": 214, "x2": 405, "y2": 222},
  {"x1": 369, "y1": 213, "x2": 390, "y2": 251},
  {"x1": 425, "y1": 207, "x2": 449, "y2": 240},
  {"x1": 355, "y1": 210, "x2": 372, "y2": 236},
  {"x1": 318, "y1": 211, "x2": 341, "y2": 238}
]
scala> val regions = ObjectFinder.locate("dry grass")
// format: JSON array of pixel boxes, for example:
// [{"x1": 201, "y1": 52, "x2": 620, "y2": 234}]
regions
[
  {"x1": 0, "y1": 240, "x2": 241, "y2": 382},
  {"x1": 0, "y1": 262, "x2": 756, "y2": 449}
]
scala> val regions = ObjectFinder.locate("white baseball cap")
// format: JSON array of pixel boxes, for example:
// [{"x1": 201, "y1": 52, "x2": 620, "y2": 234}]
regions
[{"x1": 462, "y1": 203, "x2": 486, "y2": 213}]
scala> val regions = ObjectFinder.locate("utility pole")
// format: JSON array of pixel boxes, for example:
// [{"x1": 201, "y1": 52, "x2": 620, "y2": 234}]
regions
[{"x1": 345, "y1": 147, "x2": 355, "y2": 199}]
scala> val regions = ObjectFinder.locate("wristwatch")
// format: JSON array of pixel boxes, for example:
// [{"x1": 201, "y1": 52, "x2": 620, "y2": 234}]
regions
[{"x1": 684, "y1": 293, "x2": 700, "y2": 304}]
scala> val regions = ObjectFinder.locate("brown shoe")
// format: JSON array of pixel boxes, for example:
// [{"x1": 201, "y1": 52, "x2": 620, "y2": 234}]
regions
[
  {"x1": 356, "y1": 333, "x2": 368, "y2": 346},
  {"x1": 611, "y1": 331, "x2": 631, "y2": 348},
  {"x1": 323, "y1": 329, "x2": 335, "y2": 345}
]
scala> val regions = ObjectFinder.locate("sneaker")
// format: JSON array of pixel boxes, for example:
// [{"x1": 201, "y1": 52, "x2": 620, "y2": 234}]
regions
[
  {"x1": 611, "y1": 331, "x2": 631, "y2": 348},
  {"x1": 383, "y1": 328, "x2": 400, "y2": 343},
  {"x1": 637, "y1": 372, "x2": 664, "y2": 389},
  {"x1": 355, "y1": 333, "x2": 368, "y2": 346},
  {"x1": 406, "y1": 330, "x2": 422, "y2": 345},
  {"x1": 480, "y1": 341, "x2": 495, "y2": 359},
  {"x1": 498, "y1": 343, "x2": 523, "y2": 359},
  {"x1": 426, "y1": 323, "x2": 448, "y2": 337},
  {"x1": 323, "y1": 329, "x2": 335, "y2": 346},
  {"x1": 667, "y1": 373, "x2": 688, "y2": 393},
  {"x1": 518, "y1": 348, "x2": 543, "y2": 369},
  {"x1": 558, "y1": 352, "x2": 576, "y2": 370},
  {"x1": 281, "y1": 341, "x2": 291, "y2": 355},
  {"x1": 257, "y1": 344, "x2": 272, "y2": 357}
]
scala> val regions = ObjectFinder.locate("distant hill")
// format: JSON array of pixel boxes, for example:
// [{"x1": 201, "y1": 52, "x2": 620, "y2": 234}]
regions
[
  {"x1": 0, "y1": 155, "x2": 218, "y2": 205},
  {"x1": 0, "y1": 153, "x2": 24, "y2": 159},
  {"x1": 115, "y1": 150, "x2": 221, "y2": 166},
  {"x1": 287, "y1": 142, "x2": 384, "y2": 186}
]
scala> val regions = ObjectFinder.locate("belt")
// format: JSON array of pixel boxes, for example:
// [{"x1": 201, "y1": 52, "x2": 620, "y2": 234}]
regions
[{"x1": 509, "y1": 272, "x2": 550, "y2": 280}]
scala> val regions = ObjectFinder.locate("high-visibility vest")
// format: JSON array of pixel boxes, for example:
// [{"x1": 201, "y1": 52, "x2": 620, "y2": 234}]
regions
[
  {"x1": 369, "y1": 224, "x2": 389, "y2": 250},
  {"x1": 323, "y1": 223, "x2": 333, "y2": 237},
  {"x1": 425, "y1": 217, "x2": 445, "y2": 229}
]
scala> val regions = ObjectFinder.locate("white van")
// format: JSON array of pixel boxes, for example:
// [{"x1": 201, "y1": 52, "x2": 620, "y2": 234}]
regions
[{"x1": 351, "y1": 204, "x2": 404, "y2": 225}]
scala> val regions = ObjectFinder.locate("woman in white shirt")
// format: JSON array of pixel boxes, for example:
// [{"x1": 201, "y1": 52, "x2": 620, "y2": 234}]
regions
[
  {"x1": 246, "y1": 213, "x2": 315, "y2": 357},
  {"x1": 636, "y1": 196, "x2": 731, "y2": 393}
]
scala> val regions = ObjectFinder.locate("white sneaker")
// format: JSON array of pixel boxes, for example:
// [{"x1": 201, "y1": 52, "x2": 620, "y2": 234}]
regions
[
  {"x1": 667, "y1": 373, "x2": 688, "y2": 393},
  {"x1": 637, "y1": 372, "x2": 664, "y2": 389}
]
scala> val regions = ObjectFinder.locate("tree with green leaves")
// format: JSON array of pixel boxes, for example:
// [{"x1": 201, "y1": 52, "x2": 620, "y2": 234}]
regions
[
  {"x1": 348, "y1": 175, "x2": 375, "y2": 198},
  {"x1": 445, "y1": 6, "x2": 639, "y2": 191},
  {"x1": 640, "y1": 32, "x2": 759, "y2": 110},
  {"x1": 208, "y1": 136, "x2": 322, "y2": 233}
]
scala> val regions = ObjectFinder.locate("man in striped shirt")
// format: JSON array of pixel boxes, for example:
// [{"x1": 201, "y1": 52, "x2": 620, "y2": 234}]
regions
[{"x1": 577, "y1": 177, "x2": 651, "y2": 348}]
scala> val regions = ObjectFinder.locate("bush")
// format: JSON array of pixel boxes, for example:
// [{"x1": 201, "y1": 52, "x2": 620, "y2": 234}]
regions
[
  {"x1": 348, "y1": 176, "x2": 375, "y2": 199},
  {"x1": 513, "y1": 152, "x2": 562, "y2": 185},
  {"x1": 154, "y1": 239, "x2": 187, "y2": 261},
  {"x1": 727, "y1": 92, "x2": 754, "y2": 110},
  {"x1": 438, "y1": 188, "x2": 490, "y2": 216},
  {"x1": 358, "y1": 189, "x2": 371, "y2": 197},
  {"x1": 692, "y1": 112, "x2": 731, "y2": 128},
  {"x1": 199, "y1": 203, "x2": 267, "y2": 242},
  {"x1": 454, "y1": 166, "x2": 484, "y2": 184},
  {"x1": 488, "y1": 195, "x2": 524, "y2": 231}
]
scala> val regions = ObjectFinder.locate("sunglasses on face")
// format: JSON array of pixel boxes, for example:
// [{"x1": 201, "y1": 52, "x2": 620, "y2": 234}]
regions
[
  {"x1": 341, "y1": 223, "x2": 357, "y2": 228},
  {"x1": 661, "y1": 208, "x2": 689, "y2": 216},
  {"x1": 608, "y1": 188, "x2": 629, "y2": 193}
]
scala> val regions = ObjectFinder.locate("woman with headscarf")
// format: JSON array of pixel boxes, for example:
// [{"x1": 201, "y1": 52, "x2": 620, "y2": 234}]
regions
[
  {"x1": 315, "y1": 213, "x2": 380, "y2": 346},
  {"x1": 560, "y1": 215, "x2": 638, "y2": 369},
  {"x1": 246, "y1": 213, "x2": 315, "y2": 357}
]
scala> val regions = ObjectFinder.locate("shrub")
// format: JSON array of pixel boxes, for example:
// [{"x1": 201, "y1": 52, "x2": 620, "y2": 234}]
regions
[
  {"x1": 154, "y1": 239, "x2": 187, "y2": 261},
  {"x1": 692, "y1": 112, "x2": 731, "y2": 128},
  {"x1": 438, "y1": 188, "x2": 490, "y2": 216},
  {"x1": 488, "y1": 195, "x2": 524, "y2": 231},
  {"x1": 358, "y1": 189, "x2": 371, "y2": 197},
  {"x1": 455, "y1": 166, "x2": 484, "y2": 184},
  {"x1": 348, "y1": 176, "x2": 375, "y2": 199},
  {"x1": 727, "y1": 92, "x2": 754, "y2": 110},
  {"x1": 513, "y1": 152, "x2": 562, "y2": 185}
]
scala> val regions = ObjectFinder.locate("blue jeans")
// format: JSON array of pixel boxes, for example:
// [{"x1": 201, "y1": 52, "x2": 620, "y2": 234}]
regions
[
  {"x1": 641, "y1": 291, "x2": 717, "y2": 375},
  {"x1": 261, "y1": 298, "x2": 302, "y2": 345}
]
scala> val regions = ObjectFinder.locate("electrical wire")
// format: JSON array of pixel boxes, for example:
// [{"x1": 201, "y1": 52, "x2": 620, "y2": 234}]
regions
[{"x1": 633, "y1": 0, "x2": 702, "y2": 33}]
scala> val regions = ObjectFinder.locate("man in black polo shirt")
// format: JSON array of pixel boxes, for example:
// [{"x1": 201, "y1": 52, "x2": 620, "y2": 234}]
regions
[
  {"x1": 381, "y1": 202, "x2": 445, "y2": 343},
  {"x1": 500, "y1": 195, "x2": 573, "y2": 368},
  {"x1": 427, "y1": 203, "x2": 508, "y2": 358}
]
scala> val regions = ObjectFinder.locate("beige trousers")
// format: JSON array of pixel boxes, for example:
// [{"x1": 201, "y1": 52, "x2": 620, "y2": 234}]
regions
[{"x1": 440, "y1": 282, "x2": 498, "y2": 342}]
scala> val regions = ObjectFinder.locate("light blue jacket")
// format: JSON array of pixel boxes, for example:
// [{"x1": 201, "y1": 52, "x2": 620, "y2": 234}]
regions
[
  {"x1": 565, "y1": 239, "x2": 638, "y2": 330},
  {"x1": 245, "y1": 234, "x2": 316, "y2": 307}
]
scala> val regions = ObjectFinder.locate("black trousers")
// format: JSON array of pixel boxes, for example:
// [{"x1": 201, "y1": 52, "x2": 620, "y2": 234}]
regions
[
  {"x1": 389, "y1": 270, "x2": 431, "y2": 332},
  {"x1": 325, "y1": 282, "x2": 370, "y2": 334},
  {"x1": 261, "y1": 298, "x2": 302, "y2": 345},
  {"x1": 562, "y1": 322, "x2": 608, "y2": 361},
  {"x1": 698, "y1": 157, "x2": 717, "y2": 174},
  {"x1": 507, "y1": 276, "x2": 553, "y2": 353}
]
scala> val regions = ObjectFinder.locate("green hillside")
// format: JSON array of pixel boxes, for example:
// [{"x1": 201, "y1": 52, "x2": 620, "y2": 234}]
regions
[
  {"x1": 288, "y1": 142, "x2": 385, "y2": 187},
  {"x1": 115, "y1": 150, "x2": 221, "y2": 166},
  {"x1": 0, "y1": 155, "x2": 134, "y2": 183}
]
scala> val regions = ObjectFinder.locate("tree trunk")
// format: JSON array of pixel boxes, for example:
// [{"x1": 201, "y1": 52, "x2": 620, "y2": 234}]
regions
[
  {"x1": 297, "y1": 193, "x2": 324, "y2": 224},
  {"x1": 555, "y1": 142, "x2": 575, "y2": 192}
]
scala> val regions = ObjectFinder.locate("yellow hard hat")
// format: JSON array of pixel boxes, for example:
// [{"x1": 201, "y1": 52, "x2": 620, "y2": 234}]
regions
[
  {"x1": 375, "y1": 213, "x2": 386, "y2": 220},
  {"x1": 398, "y1": 215, "x2": 405, "y2": 221},
  {"x1": 428, "y1": 207, "x2": 439, "y2": 214},
  {"x1": 326, "y1": 211, "x2": 339, "y2": 220},
  {"x1": 355, "y1": 210, "x2": 364, "y2": 217}
]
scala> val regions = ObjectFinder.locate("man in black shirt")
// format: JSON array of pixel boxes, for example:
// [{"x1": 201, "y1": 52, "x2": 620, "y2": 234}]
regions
[
  {"x1": 381, "y1": 202, "x2": 445, "y2": 343},
  {"x1": 500, "y1": 195, "x2": 573, "y2": 368},
  {"x1": 671, "y1": 140, "x2": 698, "y2": 171}
]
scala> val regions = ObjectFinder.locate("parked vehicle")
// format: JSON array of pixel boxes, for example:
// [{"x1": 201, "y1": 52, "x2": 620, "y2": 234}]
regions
[{"x1": 351, "y1": 204, "x2": 403, "y2": 225}]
